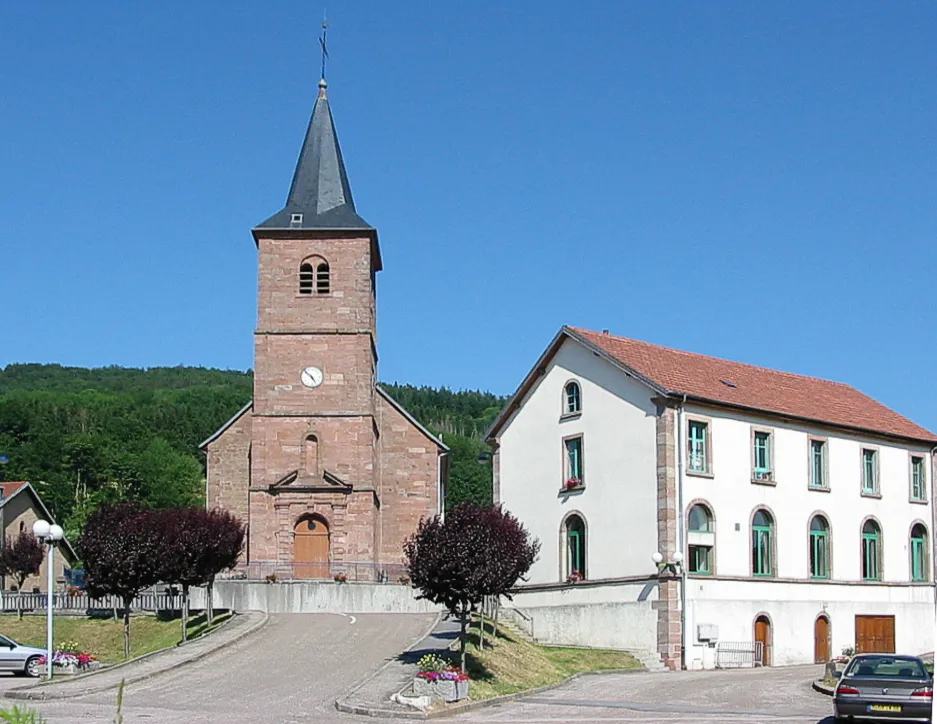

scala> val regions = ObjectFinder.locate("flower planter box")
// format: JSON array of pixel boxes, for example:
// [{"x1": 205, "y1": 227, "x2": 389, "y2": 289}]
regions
[
  {"x1": 37, "y1": 661, "x2": 101, "y2": 677},
  {"x1": 413, "y1": 677, "x2": 469, "y2": 702}
]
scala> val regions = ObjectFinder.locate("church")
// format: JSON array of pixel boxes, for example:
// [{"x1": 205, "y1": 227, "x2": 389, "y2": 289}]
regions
[{"x1": 200, "y1": 76, "x2": 448, "y2": 582}]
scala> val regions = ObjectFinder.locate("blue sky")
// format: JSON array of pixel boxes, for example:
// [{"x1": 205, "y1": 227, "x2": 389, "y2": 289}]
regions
[{"x1": 2, "y1": 2, "x2": 935, "y2": 428}]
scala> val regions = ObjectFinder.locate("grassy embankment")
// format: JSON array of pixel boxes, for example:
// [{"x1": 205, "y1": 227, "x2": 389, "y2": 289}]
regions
[
  {"x1": 0, "y1": 612, "x2": 231, "y2": 663},
  {"x1": 456, "y1": 617, "x2": 641, "y2": 702}
]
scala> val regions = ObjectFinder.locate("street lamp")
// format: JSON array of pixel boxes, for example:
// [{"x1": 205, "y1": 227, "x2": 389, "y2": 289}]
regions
[
  {"x1": 32, "y1": 520, "x2": 64, "y2": 680},
  {"x1": 652, "y1": 550, "x2": 684, "y2": 576}
]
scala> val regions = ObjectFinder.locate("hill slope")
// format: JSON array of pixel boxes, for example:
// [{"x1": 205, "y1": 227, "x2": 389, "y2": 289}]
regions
[{"x1": 0, "y1": 364, "x2": 502, "y2": 538}]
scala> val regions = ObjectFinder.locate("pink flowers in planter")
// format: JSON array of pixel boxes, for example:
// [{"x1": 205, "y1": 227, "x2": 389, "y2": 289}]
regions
[
  {"x1": 416, "y1": 668, "x2": 469, "y2": 682},
  {"x1": 38, "y1": 651, "x2": 97, "y2": 668},
  {"x1": 566, "y1": 569, "x2": 583, "y2": 583},
  {"x1": 565, "y1": 478, "x2": 582, "y2": 490}
]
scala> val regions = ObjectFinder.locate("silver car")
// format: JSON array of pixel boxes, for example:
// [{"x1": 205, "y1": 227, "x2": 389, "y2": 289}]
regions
[{"x1": 0, "y1": 634, "x2": 46, "y2": 677}]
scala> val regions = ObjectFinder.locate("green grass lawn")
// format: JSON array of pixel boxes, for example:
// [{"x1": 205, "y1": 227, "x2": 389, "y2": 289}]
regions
[
  {"x1": 454, "y1": 617, "x2": 642, "y2": 702},
  {"x1": 0, "y1": 612, "x2": 232, "y2": 663}
]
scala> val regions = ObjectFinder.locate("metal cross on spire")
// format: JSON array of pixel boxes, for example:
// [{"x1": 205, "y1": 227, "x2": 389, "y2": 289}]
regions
[{"x1": 319, "y1": 14, "x2": 329, "y2": 82}]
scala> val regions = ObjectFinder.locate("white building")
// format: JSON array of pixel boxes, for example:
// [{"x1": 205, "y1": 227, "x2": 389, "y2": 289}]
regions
[{"x1": 488, "y1": 326, "x2": 936, "y2": 670}]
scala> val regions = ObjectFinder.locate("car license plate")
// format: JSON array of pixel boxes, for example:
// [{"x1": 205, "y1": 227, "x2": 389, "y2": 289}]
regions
[{"x1": 868, "y1": 704, "x2": 902, "y2": 713}]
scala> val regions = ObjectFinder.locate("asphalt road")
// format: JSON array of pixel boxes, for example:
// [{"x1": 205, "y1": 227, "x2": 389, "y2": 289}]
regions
[
  {"x1": 5, "y1": 616, "x2": 835, "y2": 723},
  {"x1": 23, "y1": 613, "x2": 436, "y2": 723}
]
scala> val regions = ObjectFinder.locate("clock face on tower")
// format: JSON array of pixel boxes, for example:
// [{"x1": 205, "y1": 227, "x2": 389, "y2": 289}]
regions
[{"x1": 300, "y1": 366, "x2": 323, "y2": 388}]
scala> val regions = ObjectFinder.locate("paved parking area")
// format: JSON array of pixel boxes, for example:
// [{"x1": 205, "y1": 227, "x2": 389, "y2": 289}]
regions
[{"x1": 451, "y1": 665, "x2": 833, "y2": 724}]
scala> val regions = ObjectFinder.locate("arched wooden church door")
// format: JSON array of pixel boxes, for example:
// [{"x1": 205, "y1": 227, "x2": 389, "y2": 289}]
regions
[{"x1": 294, "y1": 516, "x2": 329, "y2": 579}]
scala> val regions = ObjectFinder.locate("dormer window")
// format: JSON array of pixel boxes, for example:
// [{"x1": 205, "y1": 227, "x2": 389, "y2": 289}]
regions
[
  {"x1": 564, "y1": 381, "x2": 581, "y2": 415},
  {"x1": 290, "y1": 213, "x2": 304, "y2": 227}
]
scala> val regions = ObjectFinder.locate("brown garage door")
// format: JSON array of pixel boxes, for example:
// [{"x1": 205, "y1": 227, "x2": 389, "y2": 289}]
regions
[{"x1": 855, "y1": 615, "x2": 895, "y2": 654}]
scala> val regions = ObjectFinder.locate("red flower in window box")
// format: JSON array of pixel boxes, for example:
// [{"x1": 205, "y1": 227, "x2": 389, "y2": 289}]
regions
[
  {"x1": 566, "y1": 569, "x2": 583, "y2": 583},
  {"x1": 565, "y1": 478, "x2": 582, "y2": 490}
]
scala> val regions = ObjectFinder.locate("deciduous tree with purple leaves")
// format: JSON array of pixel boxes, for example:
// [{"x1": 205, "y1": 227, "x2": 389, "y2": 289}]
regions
[
  {"x1": 404, "y1": 504, "x2": 539, "y2": 671},
  {"x1": 77, "y1": 503, "x2": 163, "y2": 659},
  {"x1": 0, "y1": 531, "x2": 44, "y2": 619}
]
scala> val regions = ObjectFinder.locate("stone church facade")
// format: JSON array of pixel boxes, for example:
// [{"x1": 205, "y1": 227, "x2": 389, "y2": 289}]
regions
[{"x1": 201, "y1": 78, "x2": 448, "y2": 580}]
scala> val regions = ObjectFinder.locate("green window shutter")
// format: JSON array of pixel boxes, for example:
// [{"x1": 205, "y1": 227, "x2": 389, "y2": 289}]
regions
[
  {"x1": 911, "y1": 536, "x2": 926, "y2": 582},
  {"x1": 753, "y1": 526, "x2": 772, "y2": 576},
  {"x1": 689, "y1": 422, "x2": 708, "y2": 472},
  {"x1": 811, "y1": 441, "x2": 825, "y2": 487},
  {"x1": 862, "y1": 532, "x2": 880, "y2": 581},
  {"x1": 568, "y1": 529, "x2": 583, "y2": 574},
  {"x1": 912, "y1": 457, "x2": 925, "y2": 501},
  {"x1": 863, "y1": 450, "x2": 877, "y2": 493},
  {"x1": 754, "y1": 432, "x2": 771, "y2": 473},
  {"x1": 810, "y1": 531, "x2": 829, "y2": 579}
]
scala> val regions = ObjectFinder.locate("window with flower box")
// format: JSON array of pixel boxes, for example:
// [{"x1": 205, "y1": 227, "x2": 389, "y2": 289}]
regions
[{"x1": 563, "y1": 436, "x2": 583, "y2": 490}]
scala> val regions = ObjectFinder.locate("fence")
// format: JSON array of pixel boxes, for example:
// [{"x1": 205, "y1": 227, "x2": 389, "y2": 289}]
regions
[
  {"x1": 0, "y1": 591, "x2": 181, "y2": 615},
  {"x1": 217, "y1": 560, "x2": 409, "y2": 584},
  {"x1": 715, "y1": 641, "x2": 765, "y2": 668}
]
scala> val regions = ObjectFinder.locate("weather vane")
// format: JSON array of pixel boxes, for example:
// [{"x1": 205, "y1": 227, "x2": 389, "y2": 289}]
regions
[{"x1": 319, "y1": 13, "x2": 329, "y2": 82}]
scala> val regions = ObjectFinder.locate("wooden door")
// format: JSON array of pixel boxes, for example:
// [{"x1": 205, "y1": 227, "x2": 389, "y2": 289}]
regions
[
  {"x1": 754, "y1": 616, "x2": 771, "y2": 666},
  {"x1": 814, "y1": 616, "x2": 830, "y2": 663},
  {"x1": 855, "y1": 615, "x2": 895, "y2": 654},
  {"x1": 294, "y1": 517, "x2": 329, "y2": 579}
]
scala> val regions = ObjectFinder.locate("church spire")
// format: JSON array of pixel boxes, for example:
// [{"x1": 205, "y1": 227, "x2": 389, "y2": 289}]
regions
[{"x1": 256, "y1": 73, "x2": 371, "y2": 231}]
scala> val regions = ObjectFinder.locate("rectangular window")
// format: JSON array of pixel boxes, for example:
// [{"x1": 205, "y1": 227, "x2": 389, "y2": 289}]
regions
[
  {"x1": 810, "y1": 439, "x2": 827, "y2": 488},
  {"x1": 911, "y1": 537, "x2": 926, "y2": 582},
  {"x1": 862, "y1": 449, "x2": 879, "y2": 495},
  {"x1": 753, "y1": 430, "x2": 772, "y2": 481},
  {"x1": 810, "y1": 530, "x2": 829, "y2": 579},
  {"x1": 568, "y1": 530, "x2": 583, "y2": 575},
  {"x1": 752, "y1": 527, "x2": 772, "y2": 576},
  {"x1": 911, "y1": 456, "x2": 926, "y2": 501},
  {"x1": 565, "y1": 437, "x2": 583, "y2": 485},
  {"x1": 689, "y1": 545, "x2": 711, "y2": 575},
  {"x1": 862, "y1": 535, "x2": 880, "y2": 581},
  {"x1": 688, "y1": 420, "x2": 709, "y2": 474}
]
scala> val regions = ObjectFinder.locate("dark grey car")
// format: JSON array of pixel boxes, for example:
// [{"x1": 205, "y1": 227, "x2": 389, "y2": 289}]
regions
[{"x1": 833, "y1": 654, "x2": 932, "y2": 722}]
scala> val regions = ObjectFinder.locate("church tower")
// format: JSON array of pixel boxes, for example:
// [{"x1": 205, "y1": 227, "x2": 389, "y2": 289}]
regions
[
  {"x1": 249, "y1": 76, "x2": 383, "y2": 577},
  {"x1": 201, "y1": 69, "x2": 448, "y2": 582}
]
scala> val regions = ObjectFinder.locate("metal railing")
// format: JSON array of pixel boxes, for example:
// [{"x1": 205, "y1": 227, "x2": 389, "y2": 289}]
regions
[
  {"x1": 216, "y1": 561, "x2": 410, "y2": 584},
  {"x1": 715, "y1": 641, "x2": 765, "y2": 668},
  {"x1": 0, "y1": 591, "x2": 181, "y2": 614}
]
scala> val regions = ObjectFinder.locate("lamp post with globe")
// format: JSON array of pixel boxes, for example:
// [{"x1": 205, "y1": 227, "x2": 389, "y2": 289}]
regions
[{"x1": 31, "y1": 519, "x2": 64, "y2": 680}]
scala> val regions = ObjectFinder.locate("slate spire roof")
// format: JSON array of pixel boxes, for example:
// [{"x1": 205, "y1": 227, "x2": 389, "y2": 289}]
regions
[{"x1": 256, "y1": 78, "x2": 371, "y2": 230}]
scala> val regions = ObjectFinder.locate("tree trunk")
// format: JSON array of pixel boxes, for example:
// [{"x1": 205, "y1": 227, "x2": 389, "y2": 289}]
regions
[
  {"x1": 459, "y1": 607, "x2": 468, "y2": 673},
  {"x1": 206, "y1": 579, "x2": 214, "y2": 624},
  {"x1": 478, "y1": 605, "x2": 485, "y2": 651},
  {"x1": 493, "y1": 598, "x2": 500, "y2": 640},
  {"x1": 181, "y1": 584, "x2": 189, "y2": 643},
  {"x1": 122, "y1": 596, "x2": 132, "y2": 660}
]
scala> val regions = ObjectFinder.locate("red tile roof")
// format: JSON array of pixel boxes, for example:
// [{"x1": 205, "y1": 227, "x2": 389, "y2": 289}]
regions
[
  {"x1": 570, "y1": 327, "x2": 937, "y2": 443},
  {"x1": 0, "y1": 482, "x2": 28, "y2": 500}
]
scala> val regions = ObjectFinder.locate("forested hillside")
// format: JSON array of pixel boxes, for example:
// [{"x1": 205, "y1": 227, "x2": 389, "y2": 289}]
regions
[{"x1": 0, "y1": 364, "x2": 504, "y2": 539}]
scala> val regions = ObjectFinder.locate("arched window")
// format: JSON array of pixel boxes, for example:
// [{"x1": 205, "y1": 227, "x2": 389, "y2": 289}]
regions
[
  {"x1": 304, "y1": 434, "x2": 319, "y2": 477},
  {"x1": 911, "y1": 524, "x2": 928, "y2": 582},
  {"x1": 752, "y1": 509, "x2": 774, "y2": 577},
  {"x1": 862, "y1": 519, "x2": 882, "y2": 581},
  {"x1": 564, "y1": 514, "x2": 586, "y2": 582},
  {"x1": 299, "y1": 263, "x2": 314, "y2": 294},
  {"x1": 688, "y1": 504, "x2": 713, "y2": 575},
  {"x1": 316, "y1": 262, "x2": 330, "y2": 294},
  {"x1": 564, "y1": 381, "x2": 581, "y2": 415},
  {"x1": 809, "y1": 515, "x2": 830, "y2": 579}
]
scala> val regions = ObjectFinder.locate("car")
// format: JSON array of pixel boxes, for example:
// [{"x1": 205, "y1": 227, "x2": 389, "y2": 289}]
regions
[
  {"x1": 833, "y1": 653, "x2": 933, "y2": 722},
  {"x1": 0, "y1": 634, "x2": 46, "y2": 677}
]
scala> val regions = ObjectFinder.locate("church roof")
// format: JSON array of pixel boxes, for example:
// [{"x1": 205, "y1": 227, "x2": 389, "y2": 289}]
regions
[
  {"x1": 256, "y1": 79, "x2": 372, "y2": 231},
  {"x1": 488, "y1": 326, "x2": 937, "y2": 444}
]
